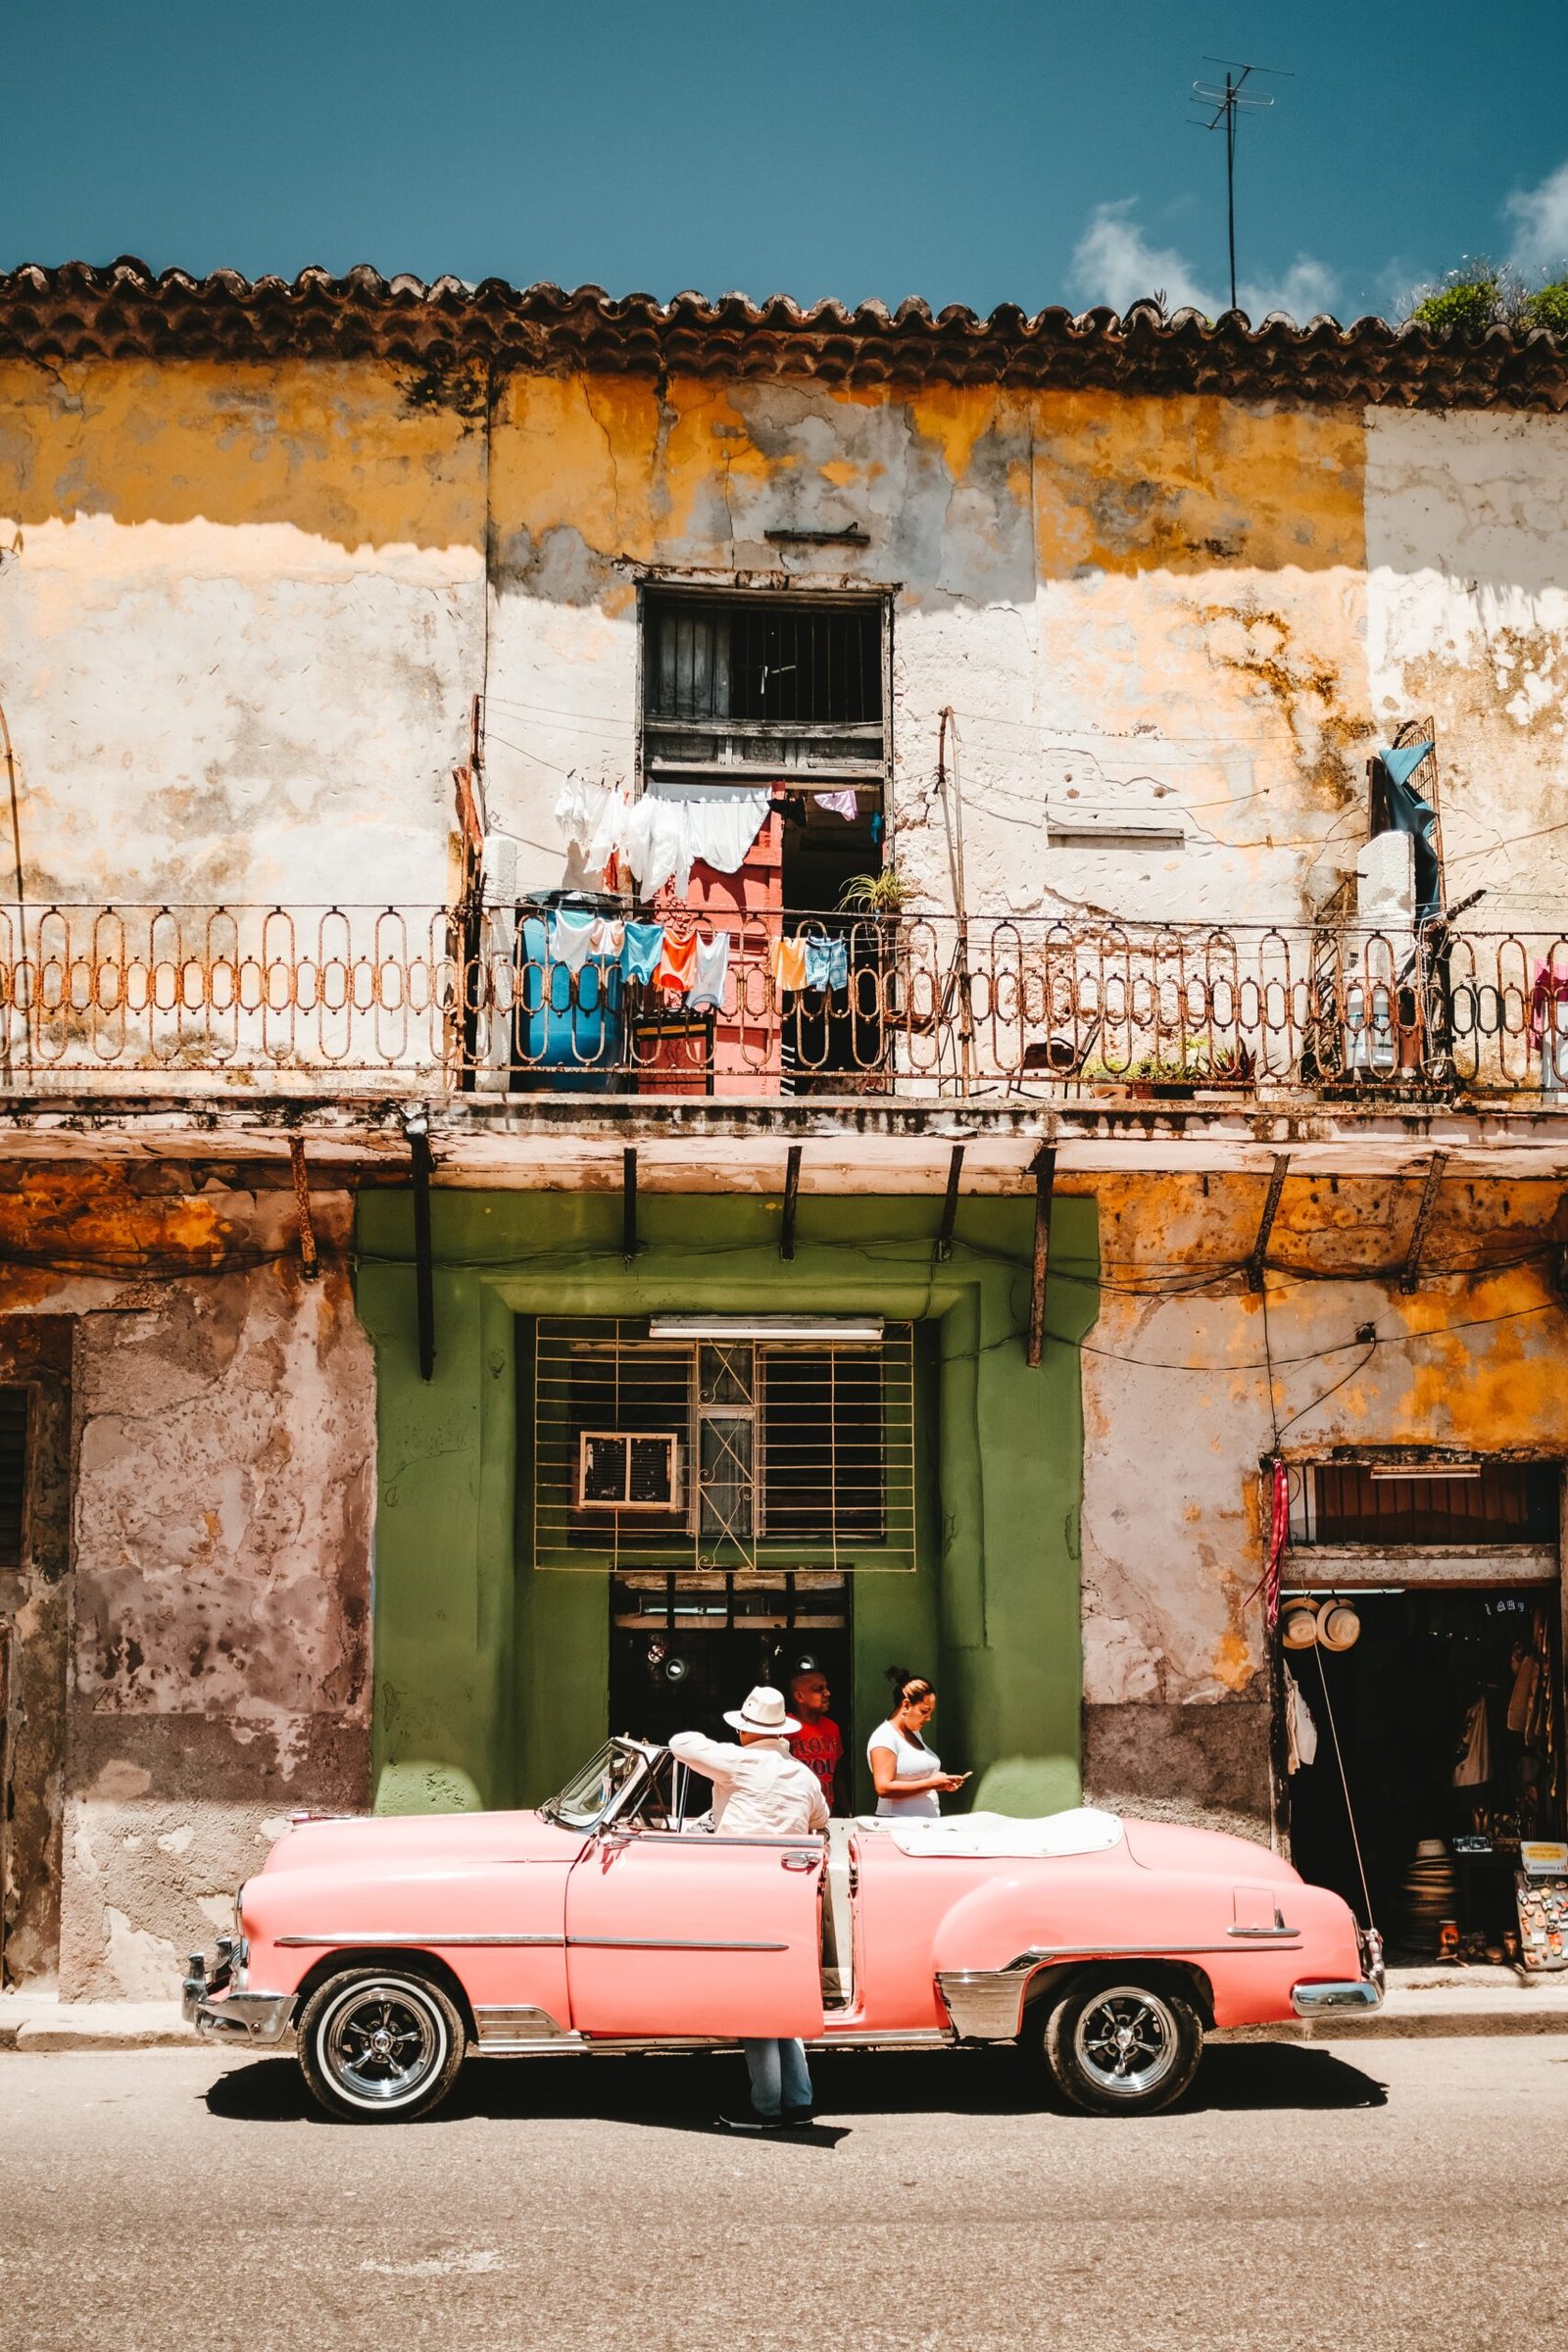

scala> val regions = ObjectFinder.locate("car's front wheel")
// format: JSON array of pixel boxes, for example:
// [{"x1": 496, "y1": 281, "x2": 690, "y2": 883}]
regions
[
  {"x1": 296, "y1": 1969, "x2": 466, "y2": 2123},
  {"x1": 1042, "y1": 1975, "x2": 1202, "y2": 2116}
]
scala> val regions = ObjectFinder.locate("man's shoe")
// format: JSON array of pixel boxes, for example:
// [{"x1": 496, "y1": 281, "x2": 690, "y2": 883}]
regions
[
  {"x1": 778, "y1": 2106, "x2": 815, "y2": 2130},
  {"x1": 717, "y1": 2110, "x2": 784, "y2": 2133}
]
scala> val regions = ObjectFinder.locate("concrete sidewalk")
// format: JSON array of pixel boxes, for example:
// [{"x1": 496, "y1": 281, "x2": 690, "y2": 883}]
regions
[{"x1": 8, "y1": 1968, "x2": 1568, "y2": 2050}]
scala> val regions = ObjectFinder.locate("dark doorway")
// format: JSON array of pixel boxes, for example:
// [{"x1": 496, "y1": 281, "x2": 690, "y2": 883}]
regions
[
  {"x1": 609, "y1": 1575, "x2": 852, "y2": 1762},
  {"x1": 1286, "y1": 1585, "x2": 1563, "y2": 1957},
  {"x1": 779, "y1": 803, "x2": 888, "y2": 1095}
]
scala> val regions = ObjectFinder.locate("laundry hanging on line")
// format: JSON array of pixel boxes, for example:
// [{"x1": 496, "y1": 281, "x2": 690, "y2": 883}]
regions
[
  {"x1": 557, "y1": 777, "x2": 772, "y2": 896},
  {"x1": 689, "y1": 931, "x2": 730, "y2": 1013}
]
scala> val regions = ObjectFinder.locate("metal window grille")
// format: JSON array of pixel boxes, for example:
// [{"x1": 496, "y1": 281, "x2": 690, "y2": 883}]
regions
[
  {"x1": 0, "y1": 1390, "x2": 26, "y2": 1571},
  {"x1": 1291, "y1": 1460, "x2": 1559, "y2": 1547},
  {"x1": 531, "y1": 1318, "x2": 915, "y2": 1573},
  {"x1": 641, "y1": 592, "x2": 888, "y2": 782}
]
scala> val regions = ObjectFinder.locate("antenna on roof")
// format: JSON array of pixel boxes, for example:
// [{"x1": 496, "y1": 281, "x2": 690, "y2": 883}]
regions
[{"x1": 1189, "y1": 60, "x2": 1292, "y2": 315}]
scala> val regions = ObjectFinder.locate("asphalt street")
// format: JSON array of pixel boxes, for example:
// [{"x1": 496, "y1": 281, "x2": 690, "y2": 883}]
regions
[{"x1": 2, "y1": 2036, "x2": 1562, "y2": 2351}]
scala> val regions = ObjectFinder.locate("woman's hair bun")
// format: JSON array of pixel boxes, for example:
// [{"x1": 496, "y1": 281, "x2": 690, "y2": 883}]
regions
[{"x1": 885, "y1": 1663, "x2": 912, "y2": 1690}]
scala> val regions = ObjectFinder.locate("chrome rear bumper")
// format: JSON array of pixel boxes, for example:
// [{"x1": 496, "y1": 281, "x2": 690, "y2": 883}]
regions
[{"x1": 1290, "y1": 1978, "x2": 1385, "y2": 2017}]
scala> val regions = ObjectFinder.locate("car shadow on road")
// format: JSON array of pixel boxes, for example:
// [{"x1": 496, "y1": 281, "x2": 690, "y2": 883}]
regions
[
  {"x1": 1185, "y1": 2044, "x2": 1388, "y2": 2112},
  {"x1": 202, "y1": 2039, "x2": 1384, "y2": 2129}
]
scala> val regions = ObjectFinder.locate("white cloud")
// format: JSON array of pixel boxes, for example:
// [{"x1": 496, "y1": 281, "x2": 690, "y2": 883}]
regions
[
  {"x1": 1240, "y1": 254, "x2": 1341, "y2": 323},
  {"x1": 1506, "y1": 157, "x2": 1568, "y2": 271},
  {"x1": 1068, "y1": 201, "x2": 1340, "y2": 321},
  {"x1": 1069, "y1": 201, "x2": 1218, "y2": 316}
]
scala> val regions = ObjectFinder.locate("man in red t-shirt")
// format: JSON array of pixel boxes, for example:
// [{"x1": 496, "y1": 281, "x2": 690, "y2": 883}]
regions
[{"x1": 788, "y1": 1669, "x2": 845, "y2": 1815}]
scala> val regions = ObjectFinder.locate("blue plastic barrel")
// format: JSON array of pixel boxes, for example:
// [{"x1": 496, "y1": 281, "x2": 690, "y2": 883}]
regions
[{"x1": 511, "y1": 892, "x2": 628, "y2": 1095}]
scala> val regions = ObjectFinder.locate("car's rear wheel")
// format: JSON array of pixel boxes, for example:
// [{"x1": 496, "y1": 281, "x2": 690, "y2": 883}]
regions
[
  {"x1": 1043, "y1": 1975, "x2": 1202, "y2": 2116},
  {"x1": 297, "y1": 1969, "x2": 466, "y2": 2123}
]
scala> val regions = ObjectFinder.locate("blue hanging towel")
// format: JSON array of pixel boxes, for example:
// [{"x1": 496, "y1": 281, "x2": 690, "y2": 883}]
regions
[
  {"x1": 622, "y1": 921, "x2": 664, "y2": 985},
  {"x1": 804, "y1": 936, "x2": 849, "y2": 993},
  {"x1": 1374, "y1": 743, "x2": 1440, "y2": 919}
]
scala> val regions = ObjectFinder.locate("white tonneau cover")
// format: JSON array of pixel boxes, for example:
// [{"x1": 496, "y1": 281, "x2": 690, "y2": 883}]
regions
[{"x1": 881, "y1": 1807, "x2": 1125, "y2": 1860}]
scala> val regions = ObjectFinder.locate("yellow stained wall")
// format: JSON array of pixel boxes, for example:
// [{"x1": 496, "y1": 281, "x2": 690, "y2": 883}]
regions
[{"x1": 1, "y1": 355, "x2": 1563, "y2": 922}]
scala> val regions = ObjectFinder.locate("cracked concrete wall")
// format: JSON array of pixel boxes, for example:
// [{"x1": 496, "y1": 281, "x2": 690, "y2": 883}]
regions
[
  {"x1": 1076, "y1": 1170, "x2": 1568, "y2": 1839},
  {"x1": 0, "y1": 1168, "x2": 375, "y2": 1994}
]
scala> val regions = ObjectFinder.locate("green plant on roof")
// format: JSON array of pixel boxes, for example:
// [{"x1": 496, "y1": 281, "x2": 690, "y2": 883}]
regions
[
  {"x1": 1522, "y1": 279, "x2": 1568, "y2": 335},
  {"x1": 1401, "y1": 257, "x2": 1568, "y2": 335}
]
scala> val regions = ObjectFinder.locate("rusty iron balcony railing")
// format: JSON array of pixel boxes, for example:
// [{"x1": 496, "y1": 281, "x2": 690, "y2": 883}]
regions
[{"x1": 2, "y1": 903, "x2": 1568, "y2": 1107}]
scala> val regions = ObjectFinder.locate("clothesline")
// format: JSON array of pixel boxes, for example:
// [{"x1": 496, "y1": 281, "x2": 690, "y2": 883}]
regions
[
  {"x1": 555, "y1": 775, "x2": 858, "y2": 896},
  {"x1": 533, "y1": 909, "x2": 850, "y2": 1010}
]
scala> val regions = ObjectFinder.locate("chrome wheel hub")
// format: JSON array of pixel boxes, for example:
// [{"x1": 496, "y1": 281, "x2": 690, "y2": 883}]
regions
[
  {"x1": 321, "y1": 1984, "x2": 443, "y2": 2106},
  {"x1": 1073, "y1": 1986, "x2": 1179, "y2": 2099}
]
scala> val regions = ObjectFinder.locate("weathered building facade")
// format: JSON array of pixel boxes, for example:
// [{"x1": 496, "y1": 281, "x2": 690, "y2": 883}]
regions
[{"x1": 3, "y1": 260, "x2": 1568, "y2": 1992}]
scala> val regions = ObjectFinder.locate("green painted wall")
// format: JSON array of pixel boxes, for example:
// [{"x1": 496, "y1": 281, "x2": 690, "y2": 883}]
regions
[{"x1": 357, "y1": 1189, "x2": 1099, "y2": 1818}]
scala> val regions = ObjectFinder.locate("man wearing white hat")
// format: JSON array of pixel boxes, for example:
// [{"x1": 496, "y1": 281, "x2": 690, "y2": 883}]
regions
[{"x1": 669, "y1": 1686, "x2": 829, "y2": 2132}]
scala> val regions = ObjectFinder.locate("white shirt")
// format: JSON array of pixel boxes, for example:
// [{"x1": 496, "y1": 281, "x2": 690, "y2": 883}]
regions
[
  {"x1": 868, "y1": 1719, "x2": 944, "y2": 1818},
  {"x1": 667, "y1": 1731, "x2": 829, "y2": 1838}
]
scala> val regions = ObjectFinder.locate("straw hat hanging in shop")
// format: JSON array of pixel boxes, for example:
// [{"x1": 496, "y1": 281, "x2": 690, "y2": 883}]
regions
[
  {"x1": 1282, "y1": 1598, "x2": 1321, "y2": 1649},
  {"x1": 1318, "y1": 1601, "x2": 1363, "y2": 1652}
]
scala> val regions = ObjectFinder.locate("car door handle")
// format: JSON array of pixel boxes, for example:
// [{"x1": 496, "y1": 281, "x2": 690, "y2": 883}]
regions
[{"x1": 782, "y1": 1852, "x2": 817, "y2": 1871}]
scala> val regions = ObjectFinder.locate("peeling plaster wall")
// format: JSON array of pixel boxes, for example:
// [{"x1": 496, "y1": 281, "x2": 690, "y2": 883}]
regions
[
  {"x1": 482, "y1": 377, "x2": 1379, "y2": 923},
  {"x1": 1076, "y1": 1171, "x2": 1568, "y2": 1838},
  {"x1": 0, "y1": 360, "x2": 485, "y2": 905},
  {"x1": 0, "y1": 1171, "x2": 375, "y2": 1994},
  {"x1": 1365, "y1": 410, "x2": 1568, "y2": 924},
  {"x1": 8, "y1": 359, "x2": 1566, "y2": 934}
]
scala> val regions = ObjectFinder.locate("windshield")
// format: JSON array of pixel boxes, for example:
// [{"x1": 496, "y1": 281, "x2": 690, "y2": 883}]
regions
[{"x1": 542, "y1": 1740, "x2": 649, "y2": 1831}]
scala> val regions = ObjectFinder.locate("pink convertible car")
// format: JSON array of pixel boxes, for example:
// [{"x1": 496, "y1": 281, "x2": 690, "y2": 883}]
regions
[{"x1": 183, "y1": 1738, "x2": 1383, "y2": 2121}]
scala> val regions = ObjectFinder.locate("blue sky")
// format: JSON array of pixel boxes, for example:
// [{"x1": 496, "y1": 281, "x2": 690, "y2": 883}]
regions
[{"x1": 4, "y1": 0, "x2": 1564, "y2": 321}]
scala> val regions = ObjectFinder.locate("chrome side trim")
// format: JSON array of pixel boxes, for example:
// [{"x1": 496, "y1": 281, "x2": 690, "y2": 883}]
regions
[
  {"x1": 1227, "y1": 1925, "x2": 1301, "y2": 1939},
  {"x1": 190, "y1": 1991, "x2": 295, "y2": 2044},
  {"x1": 273, "y1": 1933, "x2": 565, "y2": 1949},
  {"x1": 565, "y1": 1936, "x2": 790, "y2": 1953},
  {"x1": 1291, "y1": 1978, "x2": 1385, "y2": 2016},
  {"x1": 472, "y1": 2004, "x2": 573, "y2": 2047},
  {"x1": 1014, "y1": 1941, "x2": 1298, "y2": 1959}
]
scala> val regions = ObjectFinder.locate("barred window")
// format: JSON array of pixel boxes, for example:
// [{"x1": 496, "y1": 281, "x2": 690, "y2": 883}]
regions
[
  {"x1": 641, "y1": 592, "x2": 888, "y2": 784},
  {"x1": 531, "y1": 1318, "x2": 914, "y2": 1573}
]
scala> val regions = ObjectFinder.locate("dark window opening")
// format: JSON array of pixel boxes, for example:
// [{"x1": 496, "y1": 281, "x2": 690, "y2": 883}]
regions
[
  {"x1": 0, "y1": 1390, "x2": 27, "y2": 1571},
  {"x1": 1304, "y1": 1460, "x2": 1558, "y2": 1546},
  {"x1": 647, "y1": 598, "x2": 882, "y2": 728}
]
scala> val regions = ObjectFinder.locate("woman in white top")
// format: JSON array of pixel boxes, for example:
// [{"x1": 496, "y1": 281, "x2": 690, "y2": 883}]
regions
[{"x1": 867, "y1": 1669, "x2": 968, "y2": 1818}]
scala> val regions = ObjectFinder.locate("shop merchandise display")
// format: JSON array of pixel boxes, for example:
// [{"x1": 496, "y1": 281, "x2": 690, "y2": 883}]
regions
[
  {"x1": 1515, "y1": 1872, "x2": 1568, "y2": 1971},
  {"x1": 1400, "y1": 1838, "x2": 1459, "y2": 1950}
]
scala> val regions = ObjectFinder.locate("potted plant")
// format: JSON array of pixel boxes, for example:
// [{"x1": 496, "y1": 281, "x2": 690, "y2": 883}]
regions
[{"x1": 1082, "y1": 1039, "x2": 1252, "y2": 1101}]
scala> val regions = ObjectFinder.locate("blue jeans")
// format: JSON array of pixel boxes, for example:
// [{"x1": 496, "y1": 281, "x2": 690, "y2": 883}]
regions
[{"x1": 742, "y1": 2036, "x2": 812, "y2": 2118}]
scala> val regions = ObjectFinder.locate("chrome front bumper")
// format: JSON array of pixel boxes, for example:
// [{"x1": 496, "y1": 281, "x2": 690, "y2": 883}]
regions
[{"x1": 181, "y1": 1939, "x2": 295, "y2": 2045}]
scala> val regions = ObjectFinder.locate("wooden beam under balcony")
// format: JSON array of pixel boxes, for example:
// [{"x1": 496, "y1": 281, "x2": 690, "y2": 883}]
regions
[
  {"x1": 1247, "y1": 1154, "x2": 1291, "y2": 1293},
  {"x1": 287, "y1": 1135, "x2": 318, "y2": 1282},
  {"x1": 1399, "y1": 1152, "x2": 1448, "y2": 1294},
  {"x1": 622, "y1": 1147, "x2": 639, "y2": 1265},
  {"x1": 1027, "y1": 1145, "x2": 1055, "y2": 1368},
  {"x1": 408, "y1": 1118, "x2": 435, "y2": 1381},
  {"x1": 780, "y1": 1145, "x2": 803, "y2": 1260},
  {"x1": 935, "y1": 1145, "x2": 965, "y2": 1261}
]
